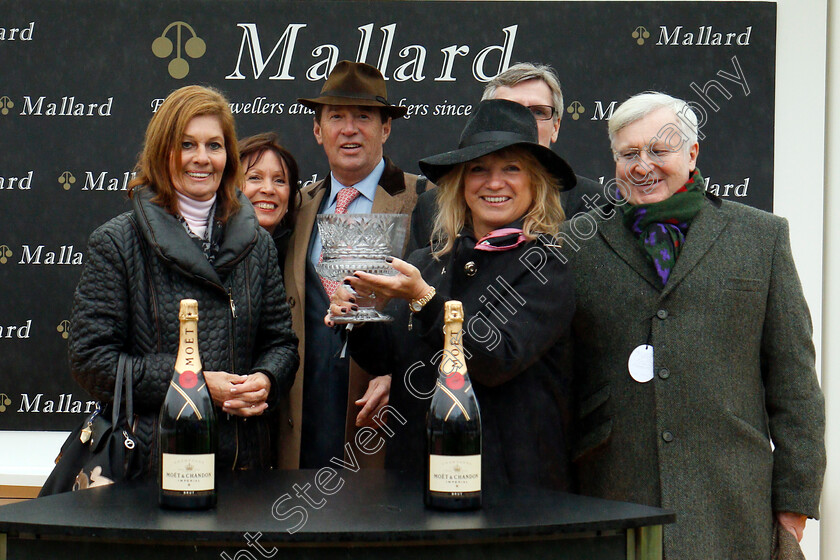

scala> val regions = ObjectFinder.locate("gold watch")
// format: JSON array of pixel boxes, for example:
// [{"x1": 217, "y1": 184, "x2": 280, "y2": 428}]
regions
[{"x1": 409, "y1": 287, "x2": 436, "y2": 313}]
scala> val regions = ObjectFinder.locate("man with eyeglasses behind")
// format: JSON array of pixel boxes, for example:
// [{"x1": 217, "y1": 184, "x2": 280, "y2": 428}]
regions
[{"x1": 408, "y1": 62, "x2": 603, "y2": 250}]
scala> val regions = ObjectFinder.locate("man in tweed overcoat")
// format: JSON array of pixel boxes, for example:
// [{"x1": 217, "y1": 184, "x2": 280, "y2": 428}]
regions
[{"x1": 568, "y1": 92, "x2": 825, "y2": 559}]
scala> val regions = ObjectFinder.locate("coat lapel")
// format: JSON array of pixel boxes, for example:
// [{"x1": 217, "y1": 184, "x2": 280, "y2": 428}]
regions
[
  {"x1": 660, "y1": 198, "x2": 730, "y2": 298},
  {"x1": 597, "y1": 212, "x2": 661, "y2": 290},
  {"x1": 286, "y1": 179, "x2": 327, "y2": 305},
  {"x1": 372, "y1": 157, "x2": 408, "y2": 213},
  {"x1": 597, "y1": 197, "x2": 731, "y2": 297},
  {"x1": 371, "y1": 185, "x2": 402, "y2": 213}
]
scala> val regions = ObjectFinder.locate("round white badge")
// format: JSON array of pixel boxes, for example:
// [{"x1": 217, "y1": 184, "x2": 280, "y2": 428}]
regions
[{"x1": 628, "y1": 344, "x2": 654, "y2": 383}]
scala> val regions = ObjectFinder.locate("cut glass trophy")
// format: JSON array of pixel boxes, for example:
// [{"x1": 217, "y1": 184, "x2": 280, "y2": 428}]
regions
[{"x1": 316, "y1": 213, "x2": 410, "y2": 323}]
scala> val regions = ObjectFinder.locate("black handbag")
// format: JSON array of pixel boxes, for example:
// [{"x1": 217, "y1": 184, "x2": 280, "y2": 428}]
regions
[{"x1": 38, "y1": 354, "x2": 145, "y2": 496}]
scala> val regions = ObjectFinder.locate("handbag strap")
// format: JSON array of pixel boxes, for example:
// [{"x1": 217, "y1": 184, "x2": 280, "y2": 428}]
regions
[
  {"x1": 128, "y1": 213, "x2": 163, "y2": 352},
  {"x1": 112, "y1": 353, "x2": 133, "y2": 427},
  {"x1": 123, "y1": 355, "x2": 134, "y2": 425}
]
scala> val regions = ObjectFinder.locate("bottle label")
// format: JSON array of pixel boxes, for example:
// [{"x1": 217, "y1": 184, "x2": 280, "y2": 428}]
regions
[
  {"x1": 428, "y1": 454, "x2": 481, "y2": 493},
  {"x1": 161, "y1": 453, "x2": 215, "y2": 492}
]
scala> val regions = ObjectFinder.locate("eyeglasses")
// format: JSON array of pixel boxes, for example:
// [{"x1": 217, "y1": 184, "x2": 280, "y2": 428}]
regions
[
  {"x1": 612, "y1": 143, "x2": 682, "y2": 164},
  {"x1": 527, "y1": 105, "x2": 556, "y2": 121}
]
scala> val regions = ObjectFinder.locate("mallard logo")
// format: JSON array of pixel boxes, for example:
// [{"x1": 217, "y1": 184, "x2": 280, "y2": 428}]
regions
[
  {"x1": 0, "y1": 96, "x2": 13, "y2": 115},
  {"x1": 632, "y1": 26, "x2": 651, "y2": 45},
  {"x1": 566, "y1": 101, "x2": 585, "y2": 121},
  {"x1": 57, "y1": 320, "x2": 71, "y2": 339},
  {"x1": 152, "y1": 22, "x2": 206, "y2": 79},
  {"x1": 58, "y1": 171, "x2": 75, "y2": 190},
  {"x1": 0, "y1": 393, "x2": 11, "y2": 413},
  {"x1": 0, "y1": 245, "x2": 12, "y2": 264}
]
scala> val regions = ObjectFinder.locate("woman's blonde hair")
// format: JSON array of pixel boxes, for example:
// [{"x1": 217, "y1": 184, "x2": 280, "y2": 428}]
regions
[
  {"x1": 430, "y1": 146, "x2": 566, "y2": 258},
  {"x1": 128, "y1": 85, "x2": 241, "y2": 221}
]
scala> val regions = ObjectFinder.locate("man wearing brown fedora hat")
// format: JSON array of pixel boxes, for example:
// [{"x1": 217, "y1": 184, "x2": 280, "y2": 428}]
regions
[{"x1": 278, "y1": 61, "x2": 429, "y2": 469}]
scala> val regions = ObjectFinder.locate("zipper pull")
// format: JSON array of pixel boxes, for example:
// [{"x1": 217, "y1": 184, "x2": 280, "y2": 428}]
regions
[
  {"x1": 122, "y1": 429, "x2": 135, "y2": 449},
  {"x1": 228, "y1": 288, "x2": 237, "y2": 319},
  {"x1": 80, "y1": 404, "x2": 101, "y2": 443}
]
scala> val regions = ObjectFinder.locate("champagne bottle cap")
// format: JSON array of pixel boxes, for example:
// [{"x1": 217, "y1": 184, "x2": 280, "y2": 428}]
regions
[
  {"x1": 443, "y1": 300, "x2": 464, "y2": 323},
  {"x1": 179, "y1": 299, "x2": 199, "y2": 321}
]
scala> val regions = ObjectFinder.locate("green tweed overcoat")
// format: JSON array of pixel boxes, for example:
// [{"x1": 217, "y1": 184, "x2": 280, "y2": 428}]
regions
[{"x1": 567, "y1": 194, "x2": 825, "y2": 559}]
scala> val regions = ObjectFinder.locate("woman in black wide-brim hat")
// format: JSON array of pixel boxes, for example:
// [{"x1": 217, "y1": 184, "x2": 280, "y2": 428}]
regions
[{"x1": 329, "y1": 98, "x2": 577, "y2": 492}]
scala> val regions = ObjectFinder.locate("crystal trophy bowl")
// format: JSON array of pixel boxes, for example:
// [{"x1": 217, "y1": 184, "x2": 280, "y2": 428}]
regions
[{"x1": 316, "y1": 213, "x2": 410, "y2": 323}]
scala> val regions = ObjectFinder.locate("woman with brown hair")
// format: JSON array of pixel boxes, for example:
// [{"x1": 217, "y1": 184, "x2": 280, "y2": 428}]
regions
[
  {"x1": 238, "y1": 132, "x2": 300, "y2": 264},
  {"x1": 66, "y1": 85, "x2": 298, "y2": 481}
]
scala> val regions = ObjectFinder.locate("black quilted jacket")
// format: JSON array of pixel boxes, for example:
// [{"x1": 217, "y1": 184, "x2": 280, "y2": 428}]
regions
[{"x1": 69, "y1": 186, "x2": 299, "y2": 475}]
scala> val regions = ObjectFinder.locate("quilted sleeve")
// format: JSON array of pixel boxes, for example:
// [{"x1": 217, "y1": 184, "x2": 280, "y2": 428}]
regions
[
  {"x1": 68, "y1": 220, "x2": 175, "y2": 409},
  {"x1": 248, "y1": 231, "x2": 299, "y2": 404}
]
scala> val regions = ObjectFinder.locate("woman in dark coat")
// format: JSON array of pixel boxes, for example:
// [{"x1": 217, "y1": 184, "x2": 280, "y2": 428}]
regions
[
  {"x1": 68, "y1": 85, "x2": 299, "y2": 479},
  {"x1": 330, "y1": 99, "x2": 577, "y2": 490},
  {"x1": 238, "y1": 132, "x2": 300, "y2": 264}
]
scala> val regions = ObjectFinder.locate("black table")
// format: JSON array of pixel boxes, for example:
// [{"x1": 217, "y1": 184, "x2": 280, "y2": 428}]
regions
[{"x1": 0, "y1": 470, "x2": 673, "y2": 559}]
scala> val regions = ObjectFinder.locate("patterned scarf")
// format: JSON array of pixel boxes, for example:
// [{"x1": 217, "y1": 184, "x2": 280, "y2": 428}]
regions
[
  {"x1": 177, "y1": 200, "x2": 222, "y2": 265},
  {"x1": 622, "y1": 169, "x2": 706, "y2": 286},
  {"x1": 474, "y1": 227, "x2": 528, "y2": 252}
]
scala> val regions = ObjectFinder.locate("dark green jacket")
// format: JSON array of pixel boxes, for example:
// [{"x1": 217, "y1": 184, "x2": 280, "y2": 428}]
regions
[{"x1": 568, "y1": 194, "x2": 825, "y2": 559}]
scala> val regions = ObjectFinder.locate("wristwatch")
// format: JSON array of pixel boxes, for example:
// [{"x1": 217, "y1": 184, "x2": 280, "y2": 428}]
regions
[{"x1": 409, "y1": 287, "x2": 436, "y2": 313}]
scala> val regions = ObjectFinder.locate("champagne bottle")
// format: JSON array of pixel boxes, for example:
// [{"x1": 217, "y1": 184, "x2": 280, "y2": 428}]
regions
[
  {"x1": 159, "y1": 299, "x2": 217, "y2": 509},
  {"x1": 425, "y1": 300, "x2": 482, "y2": 510}
]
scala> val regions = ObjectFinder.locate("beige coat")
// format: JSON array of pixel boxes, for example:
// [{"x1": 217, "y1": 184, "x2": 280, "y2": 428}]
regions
[{"x1": 278, "y1": 157, "x2": 424, "y2": 468}]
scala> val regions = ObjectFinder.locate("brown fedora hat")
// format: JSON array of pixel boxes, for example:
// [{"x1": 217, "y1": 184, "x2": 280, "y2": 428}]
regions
[{"x1": 297, "y1": 61, "x2": 407, "y2": 119}]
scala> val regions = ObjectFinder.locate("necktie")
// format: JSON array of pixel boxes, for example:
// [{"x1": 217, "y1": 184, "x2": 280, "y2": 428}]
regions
[{"x1": 320, "y1": 187, "x2": 361, "y2": 296}]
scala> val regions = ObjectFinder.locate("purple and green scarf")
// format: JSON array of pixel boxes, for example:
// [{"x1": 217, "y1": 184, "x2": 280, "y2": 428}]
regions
[{"x1": 621, "y1": 169, "x2": 706, "y2": 287}]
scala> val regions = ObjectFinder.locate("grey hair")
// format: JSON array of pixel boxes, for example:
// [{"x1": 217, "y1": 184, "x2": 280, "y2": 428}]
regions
[
  {"x1": 608, "y1": 91, "x2": 699, "y2": 150},
  {"x1": 482, "y1": 62, "x2": 564, "y2": 124}
]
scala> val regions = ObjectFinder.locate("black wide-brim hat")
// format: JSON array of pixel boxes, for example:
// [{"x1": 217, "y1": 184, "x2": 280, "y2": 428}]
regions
[
  {"x1": 297, "y1": 60, "x2": 407, "y2": 119},
  {"x1": 419, "y1": 99, "x2": 576, "y2": 190}
]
